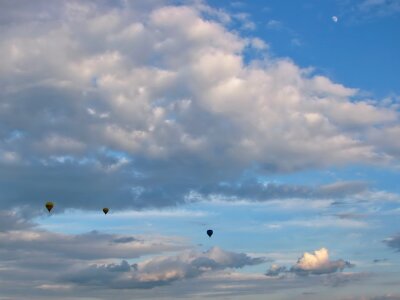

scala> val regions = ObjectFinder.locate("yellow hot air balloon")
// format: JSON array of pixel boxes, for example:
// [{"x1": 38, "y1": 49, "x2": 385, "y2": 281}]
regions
[
  {"x1": 103, "y1": 208, "x2": 109, "y2": 215},
  {"x1": 45, "y1": 202, "x2": 54, "y2": 212}
]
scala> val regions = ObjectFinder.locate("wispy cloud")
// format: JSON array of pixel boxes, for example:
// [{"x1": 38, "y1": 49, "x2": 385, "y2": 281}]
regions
[
  {"x1": 264, "y1": 217, "x2": 369, "y2": 229},
  {"x1": 359, "y1": 0, "x2": 400, "y2": 16}
]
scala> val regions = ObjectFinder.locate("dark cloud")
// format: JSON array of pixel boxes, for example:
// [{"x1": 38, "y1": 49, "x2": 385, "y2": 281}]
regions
[
  {"x1": 266, "y1": 264, "x2": 287, "y2": 277},
  {"x1": 0, "y1": 211, "x2": 34, "y2": 231},
  {"x1": 0, "y1": 209, "x2": 193, "y2": 297},
  {"x1": 373, "y1": 258, "x2": 388, "y2": 263},
  {"x1": 1, "y1": 228, "x2": 185, "y2": 261},
  {"x1": 370, "y1": 296, "x2": 400, "y2": 300},
  {"x1": 322, "y1": 272, "x2": 367, "y2": 288},
  {"x1": 0, "y1": 156, "x2": 373, "y2": 216},
  {"x1": 0, "y1": 211, "x2": 186, "y2": 263},
  {"x1": 384, "y1": 234, "x2": 400, "y2": 252},
  {"x1": 112, "y1": 236, "x2": 137, "y2": 243},
  {"x1": 62, "y1": 247, "x2": 265, "y2": 289},
  {"x1": 335, "y1": 212, "x2": 368, "y2": 220}
]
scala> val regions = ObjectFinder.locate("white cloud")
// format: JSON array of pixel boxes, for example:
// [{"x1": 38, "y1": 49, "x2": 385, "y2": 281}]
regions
[
  {"x1": 0, "y1": 0, "x2": 399, "y2": 213},
  {"x1": 267, "y1": 248, "x2": 354, "y2": 277},
  {"x1": 291, "y1": 248, "x2": 354, "y2": 275}
]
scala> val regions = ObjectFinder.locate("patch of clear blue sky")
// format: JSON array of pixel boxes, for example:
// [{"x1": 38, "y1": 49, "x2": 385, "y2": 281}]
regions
[{"x1": 207, "y1": 0, "x2": 400, "y2": 98}]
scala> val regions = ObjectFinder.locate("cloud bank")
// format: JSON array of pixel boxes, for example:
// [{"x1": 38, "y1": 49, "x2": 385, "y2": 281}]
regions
[
  {"x1": 0, "y1": 0, "x2": 399, "y2": 213},
  {"x1": 63, "y1": 247, "x2": 265, "y2": 289}
]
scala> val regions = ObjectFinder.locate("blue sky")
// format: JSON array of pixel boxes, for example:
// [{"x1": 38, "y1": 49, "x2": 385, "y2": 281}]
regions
[
  {"x1": 212, "y1": 0, "x2": 400, "y2": 97},
  {"x1": 1, "y1": 0, "x2": 400, "y2": 299}
]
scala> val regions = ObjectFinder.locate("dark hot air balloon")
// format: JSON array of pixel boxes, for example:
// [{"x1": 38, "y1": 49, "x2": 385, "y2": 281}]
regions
[
  {"x1": 45, "y1": 202, "x2": 54, "y2": 213},
  {"x1": 103, "y1": 208, "x2": 109, "y2": 215},
  {"x1": 207, "y1": 229, "x2": 213, "y2": 237}
]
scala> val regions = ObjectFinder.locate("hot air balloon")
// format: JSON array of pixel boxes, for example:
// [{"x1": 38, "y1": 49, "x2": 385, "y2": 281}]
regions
[
  {"x1": 45, "y1": 202, "x2": 54, "y2": 213},
  {"x1": 103, "y1": 208, "x2": 109, "y2": 215},
  {"x1": 207, "y1": 229, "x2": 213, "y2": 237}
]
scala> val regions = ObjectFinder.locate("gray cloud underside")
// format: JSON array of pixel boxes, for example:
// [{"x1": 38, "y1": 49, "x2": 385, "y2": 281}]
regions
[
  {"x1": 290, "y1": 260, "x2": 354, "y2": 276},
  {"x1": 62, "y1": 247, "x2": 264, "y2": 289},
  {"x1": 0, "y1": 0, "x2": 399, "y2": 212},
  {"x1": 195, "y1": 180, "x2": 369, "y2": 201},
  {"x1": 1, "y1": 229, "x2": 186, "y2": 268},
  {"x1": 266, "y1": 248, "x2": 354, "y2": 277},
  {"x1": 0, "y1": 157, "x2": 372, "y2": 214},
  {"x1": 370, "y1": 296, "x2": 400, "y2": 300},
  {"x1": 266, "y1": 262, "x2": 353, "y2": 277},
  {"x1": 0, "y1": 211, "x2": 266, "y2": 297},
  {"x1": 0, "y1": 212, "x2": 370, "y2": 299},
  {"x1": 384, "y1": 234, "x2": 400, "y2": 252},
  {"x1": 0, "y1": 272, "x2": 369, "y2": 300}
]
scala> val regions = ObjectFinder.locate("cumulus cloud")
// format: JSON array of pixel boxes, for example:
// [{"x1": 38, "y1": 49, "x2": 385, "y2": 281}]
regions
[
  {"x1": 62, "y1": 247, "x2": 265, "y2": 289},
  {"x1": 291, "y1": 248, "x2": 354, "y2": 276},
  {"x1": 0, "y1": 0, "x2": 399, "y2": 214},
  {"x1": 266, "y1": 248, "x2": 354, "y2": 277}
]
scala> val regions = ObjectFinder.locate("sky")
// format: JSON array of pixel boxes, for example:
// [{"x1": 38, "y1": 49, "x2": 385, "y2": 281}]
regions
[{"x1": 1, "y1": 0, "x2": 400, "y2": 299}]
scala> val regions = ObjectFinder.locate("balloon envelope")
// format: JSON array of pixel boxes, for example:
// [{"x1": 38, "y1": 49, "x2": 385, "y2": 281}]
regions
[
  {"x1": 207, "y1": 229, "x2": 213, "y2": 237},
  {"x1": 45, "y1": 202, "x2": 54, "y2": 212},
  {"x1": 103, "y1": 208, "x2": 109, "y2": 214}
]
